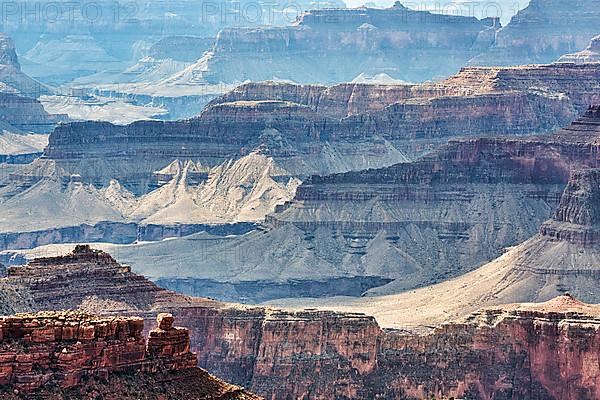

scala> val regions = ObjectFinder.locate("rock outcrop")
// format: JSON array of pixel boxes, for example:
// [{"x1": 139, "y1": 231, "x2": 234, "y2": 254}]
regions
[
  {"x1": 0, "y1": 33, "x2": 49, "y2": 98},
  {"x1": 0, "y1": 310, "x2": 258, "y2": 399},
  {"x1": 558, "y1": 35, "x2": 600, "y2": 64},
  {"x1": 469, "y1": 0, "x2": 600, "y2": 66},
  {"x1": 0, "y1": 246, "x2": 599, "y2": 399}
]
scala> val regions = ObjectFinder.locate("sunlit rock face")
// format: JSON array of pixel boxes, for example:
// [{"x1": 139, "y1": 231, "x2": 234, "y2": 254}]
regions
[{"x1": 470, "y1": 0, "x2": 600, "y2": 66}]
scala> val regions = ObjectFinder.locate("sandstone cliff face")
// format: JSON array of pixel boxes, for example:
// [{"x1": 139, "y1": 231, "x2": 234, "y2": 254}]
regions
[
  {"x1": 1, "y1": 247, "x2": 599, "y2": 400},
  {"x1": 470, "y1": 0, "x2": 600, "y2": 66},
  {"x1": 0, "y1": 310, "x2": 257, "y2": 399},
  {"x1": 286, "y1": 164, "x2": 600, "y2": 329}
]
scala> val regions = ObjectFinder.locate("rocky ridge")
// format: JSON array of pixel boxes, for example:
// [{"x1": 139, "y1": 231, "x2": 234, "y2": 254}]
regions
[
  {"x1": 0, "y1": 245, "x2": 599, "y2": 399},
  {"x1": 37, "y1": 62, "x2": 600, "y2": 196}
]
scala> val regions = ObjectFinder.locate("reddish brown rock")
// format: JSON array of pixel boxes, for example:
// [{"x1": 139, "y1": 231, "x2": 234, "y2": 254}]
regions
[
  {"x1": 0, "y1": 310, "x2": 258, "y2": 399},
  {"x1": 2, "y1": 246, "x2": 600, "y2": 399}
]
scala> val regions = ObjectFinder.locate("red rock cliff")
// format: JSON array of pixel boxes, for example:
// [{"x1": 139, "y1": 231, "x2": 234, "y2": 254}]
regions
[{"x1": 2, "y1": 246, "x2": 600, "y2": 399}]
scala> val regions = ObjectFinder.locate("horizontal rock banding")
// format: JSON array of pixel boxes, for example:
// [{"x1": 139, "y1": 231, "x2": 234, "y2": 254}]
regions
[{"x1": 0, "y1": 311, "x2": 196, "y2": 392}]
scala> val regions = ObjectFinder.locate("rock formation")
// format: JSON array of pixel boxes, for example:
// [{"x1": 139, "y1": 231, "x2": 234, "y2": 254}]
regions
[
  {"x1": 0, "y1": 33, "x2": 49, "y2": 98},
  {"x1": 38, "y1": 62, "x2": 600, "y2": 196},
  {"x1": 87, "y1": 106, "x2": 600, "y2": 301},
  {"x1": 469, "y1": 0, "x2": 600, "y2": 66},
  {"x1": 0, "y1": 92, "x2": 63, "y2": 134},
  {"x1": 559, "y1": 35, "x2": 600, "y2": 64},
  {"x1": 165, "y1": 3, "x2": 499, "y2": 85},
  {"x1": 284, "y1": 164, "x2": 600, "y2": 330},
  {"x1": 0, "y1": 310, "x2": 258, "y2": 399},
  {"x1": 0, "y1": 245, "x2": 599, "y2": 399}
]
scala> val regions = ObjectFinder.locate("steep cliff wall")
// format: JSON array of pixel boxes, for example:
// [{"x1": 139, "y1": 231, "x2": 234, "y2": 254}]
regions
[
  {"x1": 1, "y1": 246, "x2": 599, "y2": 399},
  {"x1": 470, "y1": 0, "x2": 600, "y2": 66},
  {"x1": 169, "y1": 4, "x2": 498, "y2": 85},
  {"x1": 0, "y1": 310, "x2": 258, "y2": 399}
]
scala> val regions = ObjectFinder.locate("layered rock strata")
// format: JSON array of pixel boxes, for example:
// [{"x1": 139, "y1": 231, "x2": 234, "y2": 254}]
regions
[
  {"x1": 40, "y1": 62, "x2": 600, "y2": 195},
  {"x1": 1, "y1": 246, "x2": 599, "y2": 399},
  {"x1": 0, "y1": 310, "x2": 257, "y2": 399},
  {"x1": 558, "y1": 35, "x2": 600, "y2": 64},
  {"x1": 171, "y1": 3, "x2": 499, "y2": 85},
  {"x1": 469, "y1": 0, "x2": 600, "y2": 66},
  {"x1": 98, "y1": 106, "x2": 600, "y2": 299},
  {"x1": 282, "y1": 165, "x2": 600, "y2": 329}
]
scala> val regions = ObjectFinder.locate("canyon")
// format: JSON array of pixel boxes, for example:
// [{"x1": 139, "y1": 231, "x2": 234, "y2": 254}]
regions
[
  {"x1": 0, "y1": 245, "x2": 599, "y2": 399},
  {"x1": 1, "y1": 62, "x2": 594, "y2": 207},
  {"x1": 60, "y1": 104, "x2": 600, "y2": 302},
  {"x1": 2, "y1": 64, "x2": 599, "y2": 302}
]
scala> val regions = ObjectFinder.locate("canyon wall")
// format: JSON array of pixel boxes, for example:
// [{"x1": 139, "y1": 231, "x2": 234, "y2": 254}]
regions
[
  {"x1": 98, "y1": 106, "x2": 600, "y2": 300},
  {"x1": 1, "y1": 246, "x2": 599, "y2": 399},
  {"x1": 40, "y1": 62, "x2": 600, "y2": 195},
  {"x1": 177, "y1": 3, "x2": 498, "y2": 85},
  {"x1": 470, "y1": 0, "x2": 600, "y2": 66}
]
